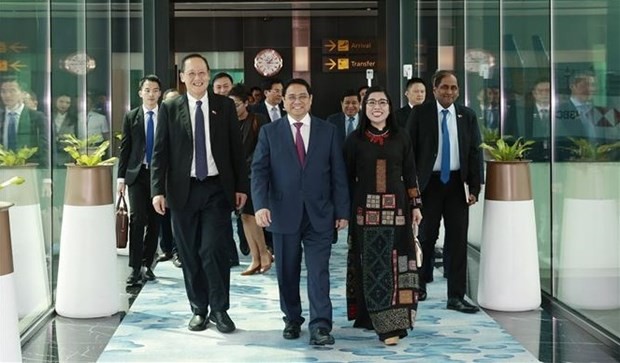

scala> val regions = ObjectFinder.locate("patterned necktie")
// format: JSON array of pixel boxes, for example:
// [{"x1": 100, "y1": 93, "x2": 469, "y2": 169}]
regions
[
  {"x1": 270, "y1": 106, "x2": 279, "y2": 122},
  {"x1": 440, "y1": 109, "x2": 451, "y2": 184},
  {"x1": 194, "y1": 100, "x2": 208, "y2": 180},
  {"x1": 6, "y1": 111, "x2": 17, "y2": 150},
  {"x1": 293, "y1": 122, "x2": 305, "y2": 166},
  {"x1": 145, "y1": 111, "x2": 154, "y2": 165},
  {"x1": 346, "y1": 116, "x2": 355, "y2": 136}
]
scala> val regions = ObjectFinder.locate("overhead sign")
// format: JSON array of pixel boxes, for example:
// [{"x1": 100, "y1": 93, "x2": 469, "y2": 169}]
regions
[
  {"x1": 0, "y1": 42, "x2": 27, "y2": 54},
  {"x1": 322, "y1": 39, "x2": 376, "y2": 54},
  {"x1": 322, "y1": 56, "x2": 377, "y2": 73},
  {"x1": 0, "y1": 59, "x2": 26, "y2": 72}
]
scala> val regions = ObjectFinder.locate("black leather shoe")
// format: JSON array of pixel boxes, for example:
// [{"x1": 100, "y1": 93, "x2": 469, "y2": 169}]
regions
[
  {"x1": 126, "y1": 269, "x2": 142, "y2": 285},
  {"x1": 172, "y1": 254, "x2": 182, "y2": 268},
  {"x1": 156, "y1": 252, "x2": 173, "y2": 262},
  {"x1": 418, "y1": 290, "x2": 427, "y2": 301},
  {"x1": 209, "y1": 311, "x2": 236, "y2": 333},
  {"x1": 188, "y1": 314, "x2": 208, "y2": 331},
  {"x1": 447, "y1": 298, "x2": 480, "y2": 314},
  {"x1": 283, "y1": 321, "x2": 301, "y2": 339},
  {"x1": 309, "y1": 328, "x2": 335, "y2": 345},
  {"x1": 143, "y1": 267, "x2": 156, "y2": 281}
]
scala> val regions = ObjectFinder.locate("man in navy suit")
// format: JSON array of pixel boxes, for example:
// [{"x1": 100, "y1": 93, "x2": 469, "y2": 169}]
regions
[
  {"x1": 118, "y1": 74, "x2": 163, "y2": 285},
  {"x1": 251, "y1": 78, "x2": 286, "y2": 122},
  {"x1": 326, "y1": 88, "x2": 360, "y2": 143},
  {"x1": 406, "y1": 70, "x2": 482, "y2": 314},
  {"x1": 252, "y1": 78, "x2": 349, "y2": 345},
  {"x1": 151, "y1": 54, "x2": 248, "y2": 333}
]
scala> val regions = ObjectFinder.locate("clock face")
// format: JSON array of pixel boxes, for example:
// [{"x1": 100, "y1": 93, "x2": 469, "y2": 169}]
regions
[
  {"x1": 61, "y1": 52, "x2": 96, "y2": 75},
  {"x1": 254, "y1": 49, "x2": 283, "y2": 77}
]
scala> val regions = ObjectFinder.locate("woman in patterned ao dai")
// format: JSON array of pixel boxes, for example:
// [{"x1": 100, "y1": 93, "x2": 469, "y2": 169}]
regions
[{"x1": 344, "y1": 86, "x2": 423, "y2": 346}]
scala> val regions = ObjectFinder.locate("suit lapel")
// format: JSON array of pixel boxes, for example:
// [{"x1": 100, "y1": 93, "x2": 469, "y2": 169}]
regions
[
  {"x1": 430, "y1": 104, "x2": 439, "y2": 150},
  {"x1": 179, "y1": 96, "x2": 192, "y2": 141},
  {"x1": 134, "y1": 109, "x2": 146, "y2": 148},
  {"x1": 17, "y1": 110, "x2": 32, "y2": 146},
  {"x1": 208, "y1": 95, "x2": 220, "y2": 144},
  {"x1": 305, "y1": 117, "x2": 321, "y2": 164},
  {"x1": 278, "y1": 119, "x2": 301, "y2": 168},
  {"x1": 455, "y1": 105, "x2": 467, "y2": 161}
]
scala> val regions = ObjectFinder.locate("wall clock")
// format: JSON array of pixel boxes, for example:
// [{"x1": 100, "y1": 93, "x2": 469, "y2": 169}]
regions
[
  {"x1": 61, "y1": 52, "x2": 96, "y2": 75},
  {"x1": 254, "y1": 49, "x2": 283, "y2": 77},
  {"x1": 464, "y1": 49, "x2": 494, "y2": 73}
]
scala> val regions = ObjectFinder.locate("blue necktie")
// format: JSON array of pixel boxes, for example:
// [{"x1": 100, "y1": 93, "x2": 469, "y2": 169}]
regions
[
  {"x1": 145, "y1": 111, "x2": 154, "y2": 165},
  {"x1": 6, "y1": 111, "x2": 17, "y2": 150},
  {"x1": 440, "y1": 109, "x2": 451, "y2": 184},
  {"x1": 194, "y1": 100, "x2": 208, "y2": 180},
  {"x1": 346, "y1": 116, "x2": 355, "y2": 136}
]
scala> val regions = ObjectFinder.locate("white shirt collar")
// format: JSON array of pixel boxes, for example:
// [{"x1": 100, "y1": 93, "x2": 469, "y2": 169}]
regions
[{"x1": 287, "y1": 113, "x2": 311, "y2": 126}]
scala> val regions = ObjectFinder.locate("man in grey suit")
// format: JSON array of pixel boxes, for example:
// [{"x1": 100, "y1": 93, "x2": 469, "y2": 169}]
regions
[
  {"x1": 406, "y1": 70, "x2": 482, "y2": 313},
  {"x1": 117, "y1": 74, "x2": 163, "y2": 285},
  {"x1": 252, "y1": 78, "x2": 349, "y2": 345},
  {"x1": 151, "y1": 54, "x2": 248, "y2": 333}
]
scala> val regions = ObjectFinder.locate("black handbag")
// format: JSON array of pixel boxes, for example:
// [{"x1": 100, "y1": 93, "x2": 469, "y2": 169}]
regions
[{"x1": 115, "y1": 193, "x2": 129, "y2": 248}]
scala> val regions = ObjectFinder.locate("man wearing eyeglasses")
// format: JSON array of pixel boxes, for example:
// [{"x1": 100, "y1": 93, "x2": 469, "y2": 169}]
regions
[
  {"x1": 406, "y1": 70, "x2": 482, "y2": 314},
  {"x1": 252, "y1": 78, "x2": 349, "y2": 345},
  {"x1": 151, "y1": 53, "x2": 248, "y2": 334}
]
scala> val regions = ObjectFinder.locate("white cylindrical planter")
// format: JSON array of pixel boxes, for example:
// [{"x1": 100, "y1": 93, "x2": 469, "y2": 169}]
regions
[
  {"x1": 0, "y1": 165, "x2": 51, "y2": 319},
  {"x1": 478, "y1": 161, "x2": 541, "y2": 311},
  {"x1": 557, "y1": 162, "x2": 620, "y2": 310},
  {"x1": 56, "y1": 165, "x2": 119, "y2": 318},
  {"x1": 0, "y1": 201, "x2": 22, "y2": 363}
]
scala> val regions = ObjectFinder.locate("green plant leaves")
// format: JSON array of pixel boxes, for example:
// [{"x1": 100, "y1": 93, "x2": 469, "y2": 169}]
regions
[
  {"x1": 0, "y1": 145, "x2": 38, "y2": 166},
  {"x1": 565, "y1": 137, "x2": 620, "y2": 161},
  {"x1": 480, "y1": 137, "x2": 534, "y2": 161},
  {"x1": 61, "y1": 134, "x2": 117, "y2": 166}
]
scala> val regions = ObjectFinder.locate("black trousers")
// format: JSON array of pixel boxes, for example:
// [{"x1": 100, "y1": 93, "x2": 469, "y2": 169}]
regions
[
  {"x1": 128, "y1": 167, "x2": 161, "y2": 269},
  {"x1": 418, "y1": 171, "x2": 469, "y2": 299},
  {"x1": 171, "y1": 177, "x2": 232, "y2": 315}
]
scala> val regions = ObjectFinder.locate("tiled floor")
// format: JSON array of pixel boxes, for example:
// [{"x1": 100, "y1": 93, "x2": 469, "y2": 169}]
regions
[{"x1": 21, "y1": 241, "x2": 620, "y2": 363}]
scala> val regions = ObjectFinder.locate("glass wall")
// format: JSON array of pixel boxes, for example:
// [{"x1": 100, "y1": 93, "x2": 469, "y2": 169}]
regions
[
  {"x1": 0, "y1": 0, "x2": 142, "y2": 337},
  {"x1": 405, "y1": 0, "x2": 619, "y2": 341}
]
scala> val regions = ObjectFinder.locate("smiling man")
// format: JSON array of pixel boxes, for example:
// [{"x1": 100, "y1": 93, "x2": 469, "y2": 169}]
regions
[
  {"x1": 251, "y1": 78, "x2": 349, "y2": 345},
  {"x1": 150, "y1": 54, "x2": 248, "y2": 333}
]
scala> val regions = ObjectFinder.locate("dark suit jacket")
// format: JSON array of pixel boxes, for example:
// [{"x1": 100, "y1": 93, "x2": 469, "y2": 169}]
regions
[
  {"x1": 118, "y1": 106, "x2": 148, "y2": 185},
  {"x1": 251, "y1": 115, "x2": 350, "y2": 234},
  {"x1": 395, "y1": 104, "x2": 412, "y2": 128},
  {"x1": 150, "y1": 93, "x2": 248, "y2": 210},
  {"x1": 251, "y1": 101, "x2": 286, "y2": 121},
  {"x1": 406, "y1": 102, "x2": 482, "y2": 198},
  {"x1": 325, "y1": 112, "x2": 347, "y2": 143},
  {"x1": 0, "y1": 107, "x2": 48, "y2": 167}
]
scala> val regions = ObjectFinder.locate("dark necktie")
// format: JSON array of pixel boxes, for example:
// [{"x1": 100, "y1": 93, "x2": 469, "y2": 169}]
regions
[
  {"x1": 270, "y1": 106, "x2": 279, "y2": 122},
  {"x1": 6, "y1": 111, "x2": 17, "y2": 150},
  {"x1": 145, "y1": 111, "x2": 154, "y2": 165},
  {"x1": 194, "y1": 100, "x2": 208, "y2": 180},
  {"x1": 440, "y1": 109, "x2": 451, "y2": 184},
  {"x1": 539, "y1": 109, "x2": 549, "y2": 120},
  {"x1": 346, "y1": 116, "x2": 355, "y2": 136},
  {"x1": 293, "y1": 122, "x2": 306, "y2": 166}
]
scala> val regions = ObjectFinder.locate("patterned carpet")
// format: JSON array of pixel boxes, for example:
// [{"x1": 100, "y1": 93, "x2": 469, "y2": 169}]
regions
[{"x1": 99, "y1": 228, "x2": 539, "y2": 362}]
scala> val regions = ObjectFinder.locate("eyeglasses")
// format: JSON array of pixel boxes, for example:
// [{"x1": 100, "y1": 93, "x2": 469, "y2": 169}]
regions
[
  {"x1": 234, "y1": 102, "x2": 245, "y2": 108},
  {"x1": 285, "y1": 93, "x2": 310, "y2": 102},
  {"x1": 366, "y1": 99, "x2": 389, "y2": 107}
]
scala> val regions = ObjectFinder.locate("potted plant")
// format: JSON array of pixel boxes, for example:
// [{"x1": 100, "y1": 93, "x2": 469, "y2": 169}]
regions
[
  {"x1": 476, "y1": 137, "x2": 541, "y2": 311},
  {"x1": 0, "y1": 145, "x2": 39, "y2": 205},
  {"x1": 0, "y1": 176, "x2": 25, "y2": 362},
  {"x1": 55, "y1": 134, "x2": 120, "y2": 318},
  {"x1": 557, "y1": 137, "x2": 620, "y2": 310}
]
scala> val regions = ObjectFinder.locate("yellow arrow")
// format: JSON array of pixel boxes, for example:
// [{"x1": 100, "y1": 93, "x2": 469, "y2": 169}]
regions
[
  {"x1": 9, "y1": 42, "x2": 27, "y2": 53},
  {"x1": 324, "y1": 58, "x2": 336, "y2": 70},
  {"x1": 9, "y1": 60, "x2": 26, "y2": 72},
  {"x1": 324, "y1": 39, "x2": 336, "y2": 52}
]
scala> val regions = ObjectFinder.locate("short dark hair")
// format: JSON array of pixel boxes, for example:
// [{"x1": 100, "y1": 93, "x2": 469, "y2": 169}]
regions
[
  {"x1": 283, "y1": 78, "x2": 312, "y2": 96},
  {"x1": 260, "y1": 78, "x2": 283, "y2": 92},
  {"x1": 569, "y1": 70, "x2": 595, "y2": 86},
  {"x1": 179, "y1": 53, "x2": 210, "y2": 72},
  {"x1": 0, "y1": 75, "x2": 23, "y2": 90},
  {"x1": 250, "y1": 86, "x2": 262, "y2": 93},
  {"x1": 405, "y1": 77, "x2": 426, "y2": 90},
  {"x1": 432, "y1": 70, "x2": 457, "y2": 88},
  {"x1": 228, "y1": 84, "x2": 249, "y2": 102},
  {"x1": 138, "y1": 74, "x2": 161, "y2": 91},
  {"x1": 212, "y1": 72, "x2": 233, "y2": 84},
  {"x1": 162, "y1": 88, "x2": 179, "y2": 99},
  {"x1": 340, "y1": 89, "x2": 360, "y2": 102}
]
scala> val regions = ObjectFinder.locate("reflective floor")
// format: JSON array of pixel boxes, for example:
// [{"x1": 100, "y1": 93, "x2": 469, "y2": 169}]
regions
[{"x1": 21, "y1": 243, "x2": 620, "y2": 363}]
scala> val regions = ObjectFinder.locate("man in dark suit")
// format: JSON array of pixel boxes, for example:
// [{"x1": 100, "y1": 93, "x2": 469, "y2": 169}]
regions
[
  {"x1": 326, "y1": 89, "x2": 360, "y2": 143},
  {"x1": 0, "y1": 77, "x2": 48, "y2": 167},
  {"x1": 251, "y1": 78, "x2": 286, "y2": 122},
  {"x1": 117, "y1": 74, "x2": 163, "y2": 285},
  {"x1": 395, "y1": 77, "x2": 427, "y2": 128},
  {"x1": 523, "y1": 79, "x2": 551, "y2": 161},
  {"x1": 252, "y1": 78, "x2": 349, "y2": 345},
  {"x1": 151, "y1": 54, "x2": 248, "y2": 333},
  {"x1": 406, "y1": 70, "x2": 482, "y2": 314}
]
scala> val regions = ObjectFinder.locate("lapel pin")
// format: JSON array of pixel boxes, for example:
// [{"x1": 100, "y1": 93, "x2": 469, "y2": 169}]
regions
[
  {"x1": 211, "y1": 110, "x2": 217, "y2": 115},
  {"x1": 458, "y1": 114, "x2": 463, "y2": 118}
]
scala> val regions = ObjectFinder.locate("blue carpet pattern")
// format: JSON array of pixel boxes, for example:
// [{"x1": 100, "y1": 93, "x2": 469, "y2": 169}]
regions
[{"x1": 99, "y1": 227, "x2": 539, "y2": 362}]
